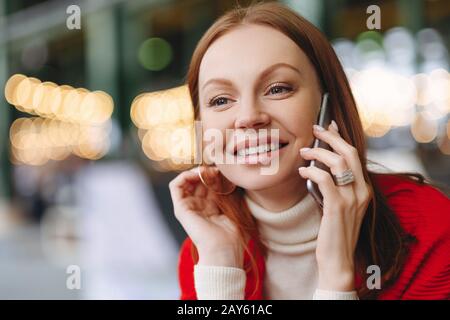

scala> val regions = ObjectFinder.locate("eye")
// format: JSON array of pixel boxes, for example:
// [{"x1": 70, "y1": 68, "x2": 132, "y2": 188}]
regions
[
  {"x1": 207, "y1": 96, "x2": 232, "y2": 108},
  {"x1": 266, "y1": 83, "x2": 293, "y2": 96}
]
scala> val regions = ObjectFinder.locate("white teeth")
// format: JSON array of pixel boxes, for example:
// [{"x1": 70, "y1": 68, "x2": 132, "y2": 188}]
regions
[
  {"x1": 237, "y1": 143, "x2": 282, "y2": 156},
  {"x1": 248, "y1": 146, "x2": 258, "y2": 155},
  {"x1": 257, "y1": 145, "x2": 266, "y2": 154},
  {"x1": 270, "y1": 143, "x2": 280, "y2": 151}
]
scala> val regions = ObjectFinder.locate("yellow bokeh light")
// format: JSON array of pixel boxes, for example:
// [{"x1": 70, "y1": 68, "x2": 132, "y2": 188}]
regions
[
  {"x1": 169, "y1": 125, "x2": 195, "y2": 164},
  {"x1": 130, "y1": 85, "x2": 194, "y2": 129},
  {"x1": 5, "y1": 74, "x2": 114, "y2": 165},
  {"x1": 17, "y1": 77, "x2": 41, "y2": 112},
  {"x1": 411, "y1": 112, "x2": 438, "y2": 143},
  {"x1": 437, "y1": 134, "x2": 450, "y2": 155},
  {"x1": 4, "y1": 74, "x2": 114, "y2": 128},
  {"x1": 79, "y1": 92, "x2": 100, "y2": 124},
  {"x1": 350, "y1": 68, "x2": 416, "y2": 131},
  {"x1": 130, "y1": 93, "x2": 147, "y2": 128},
  {"x1": 130, "y1": 85, "x2": 196, "y2": 169},
  {"x1": 142, "y1": 130, "x2": 165, "y2": 161},
  {"x1": 47, "y1": 86, "x2": 63, "y2": 119},
  {"x1": 4, "y1": 74, "x2": 27, "y2": 105},
  {"x1": 9, "y1": 116, "x2": 111, "y2": 165},
  {"x1": 35, "y1": 82, "x2": 58, "y2": 117},
  {"x1": 92, "y1": 91, "x2": 114, "y2": 125}
]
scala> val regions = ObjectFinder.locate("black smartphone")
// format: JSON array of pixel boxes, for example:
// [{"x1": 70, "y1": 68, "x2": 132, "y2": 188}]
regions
[{"x1": 306, "y1": 93, "x2": 332, "y2": 209}]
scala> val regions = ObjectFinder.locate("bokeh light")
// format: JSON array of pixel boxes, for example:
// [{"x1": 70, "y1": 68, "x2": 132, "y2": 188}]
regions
[
  {"x1": 334, "y1": 26, "x2": 450, "y2": 153},
  {"x1": 138, "y1": 38, "x2": 173, "y2": 71},
  {"x1": 9, "y1": 117, "x2": 111, "y2": 166},
  {"x1": 5, "y1": 74, "x2": 114, "y2": 126},
  {"x1": 130, "y1": 85, "x2": 195, "y2": 169},
  {"x1": 4, "y1": 75, "x2": 114, "y2": 165}
]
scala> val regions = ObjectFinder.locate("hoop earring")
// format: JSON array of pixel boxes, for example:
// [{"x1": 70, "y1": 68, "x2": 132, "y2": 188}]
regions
[{"x1": 197, "y1": 164, "x2": 236, "y2": 196}]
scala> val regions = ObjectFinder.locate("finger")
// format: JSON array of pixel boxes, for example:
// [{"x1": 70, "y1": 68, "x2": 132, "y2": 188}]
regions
[
  {"x1": 328, "y1": 120, "x2": 339, "y2": 133},
  {"x1": 300, "y1": 147, "x2": 349, "y2": 176},
  {"x1": 169, "y1": 167, "x2": 202, "y2": 201},
  {"x1": 327, "y1": 121, "x2": 369, "y2": 204},
  {"x1": 312, "y1": 123, "x2": 365, "y2": 190},
  {"x1": 194, "y1": 182, "x2": 207, "y2": 198},
  {"x1": 315, "y1": 123, "x2": 371, "y2": 205},
  {"x1": 183, "y1": 197, "x2": 218, "y2": 217},
  {"x1": 204, "y1": 200, "x2": 221, "y2": 217},
  {"x1": 298, "y1": 165, "x2": 340, "y2": 203},
  {"x1": 300, "y1": 147, "x2": 354, "y2": 199},
  {"x1": 198, "y1": 165, "x2": 222, "y2": 193},
  {"x1": 176, "y1": 205, "x2": 214, "y2": 237},
  {"x1": 175, "y1": 196, "x2": 214, "y2": 230}
]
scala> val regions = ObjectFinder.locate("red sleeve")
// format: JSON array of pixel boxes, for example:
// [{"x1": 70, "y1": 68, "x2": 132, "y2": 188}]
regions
[
  {"x1": 177, "y1": 237, "x2": 198, "y2": 300},
  {"x1": 374, "y1": 174, "x2": 450, "y2": 299},
  {"x1": 177, "y1": 236, "x2": 265, "y2": 300}
]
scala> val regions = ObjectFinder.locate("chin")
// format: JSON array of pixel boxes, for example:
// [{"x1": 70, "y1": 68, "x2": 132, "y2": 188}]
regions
[{"x1": 221, "y1": 160, "x2": 298, "y2": 191}]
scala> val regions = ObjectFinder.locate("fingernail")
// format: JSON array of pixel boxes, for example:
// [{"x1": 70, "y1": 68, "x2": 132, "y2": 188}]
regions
[
  {"x1": 313, "y1": 124, "x2": 325, "y2": 132},
  {"x1": 331, "y1": 120, "x2": 339, "y2": 132},
  {"x1": 300, "y1": 147, "x2": 311, "y2": 153}
]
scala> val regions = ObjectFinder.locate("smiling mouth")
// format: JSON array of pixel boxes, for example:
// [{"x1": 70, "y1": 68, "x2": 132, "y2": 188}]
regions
[{"x1": 234, "y1": 142, "x2": 289, "y2": 157}]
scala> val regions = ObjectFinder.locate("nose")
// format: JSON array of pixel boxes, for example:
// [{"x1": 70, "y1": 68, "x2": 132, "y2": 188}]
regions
[{"x1": 234, "y1": 98, "x2": 270, "y2": 129}]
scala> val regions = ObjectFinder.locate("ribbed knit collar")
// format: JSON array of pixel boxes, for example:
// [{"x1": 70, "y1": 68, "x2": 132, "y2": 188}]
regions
[{"x1": 244, "y1": 193, "x2": 322, "y2": 255}]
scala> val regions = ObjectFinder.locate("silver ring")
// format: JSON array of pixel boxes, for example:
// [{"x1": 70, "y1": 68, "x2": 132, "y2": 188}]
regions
[{"x1": 332, "y1": 168, "x2": 355, "y2": 186}]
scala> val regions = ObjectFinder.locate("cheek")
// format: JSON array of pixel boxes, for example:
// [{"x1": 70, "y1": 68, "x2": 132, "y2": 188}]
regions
[
  {"x1": 279, "y1": 111, "x2": 312, "y2": 131},
  {"x1": 199, "y1": 109, "x2": 234, "y2": 129},
  {"x1": 273, "y1": 101, "x2": 316, "y2": 139},
  {"x1": 199, "y1": 115, "x2": 232, "y2": 157}
]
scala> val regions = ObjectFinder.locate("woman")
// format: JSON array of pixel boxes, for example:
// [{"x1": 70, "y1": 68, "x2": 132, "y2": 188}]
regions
[{"x1": 169, "y1": 2, "x2": 450, "y2": 300}]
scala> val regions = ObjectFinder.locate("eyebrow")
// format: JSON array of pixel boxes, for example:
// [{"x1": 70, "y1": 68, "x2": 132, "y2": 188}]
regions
[{"x1": 201, "y1": 62, "x2": 301, "y2": 91}]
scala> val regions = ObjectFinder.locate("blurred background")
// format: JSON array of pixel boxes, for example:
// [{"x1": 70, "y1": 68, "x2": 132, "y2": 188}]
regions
[{"x1": 0, "y1": 0, "x2": 449, "y2": 299}]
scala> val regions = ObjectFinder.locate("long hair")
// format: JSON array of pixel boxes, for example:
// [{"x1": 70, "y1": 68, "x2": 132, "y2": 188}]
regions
[{"x1": 184, "y1": 1, "x2": 431, "y2": 299}]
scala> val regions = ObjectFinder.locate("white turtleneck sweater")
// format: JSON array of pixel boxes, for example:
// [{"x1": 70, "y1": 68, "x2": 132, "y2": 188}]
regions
[{"x1": 193, "y1": 193, "x2": 359, "y2": 300}]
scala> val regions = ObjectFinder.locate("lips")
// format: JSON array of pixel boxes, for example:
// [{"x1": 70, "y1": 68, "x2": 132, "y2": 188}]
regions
[{"x1": 227, "y1": 135, "x2": 289, "y2": 156}]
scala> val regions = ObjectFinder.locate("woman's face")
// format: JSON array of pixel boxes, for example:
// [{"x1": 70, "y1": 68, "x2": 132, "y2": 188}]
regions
[{"x1": 198, "y1": 24, "x2": 322, "y2": 191}]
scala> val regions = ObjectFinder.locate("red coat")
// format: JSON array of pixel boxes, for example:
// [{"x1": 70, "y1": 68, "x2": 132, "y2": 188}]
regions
[{"x1": 177, "y1": 174, "x2": 450, "y2": 300}]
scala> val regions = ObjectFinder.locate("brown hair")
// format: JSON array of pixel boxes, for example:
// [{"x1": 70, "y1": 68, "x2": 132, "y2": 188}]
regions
[{"x1": 184, "y1": 1, "x2": 433, "y2": 299}]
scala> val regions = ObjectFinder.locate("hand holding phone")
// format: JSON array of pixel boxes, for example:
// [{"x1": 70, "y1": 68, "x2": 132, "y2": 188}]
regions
[{"x1": 306, "y1": 93, "x2": 332, "y2": 208}]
